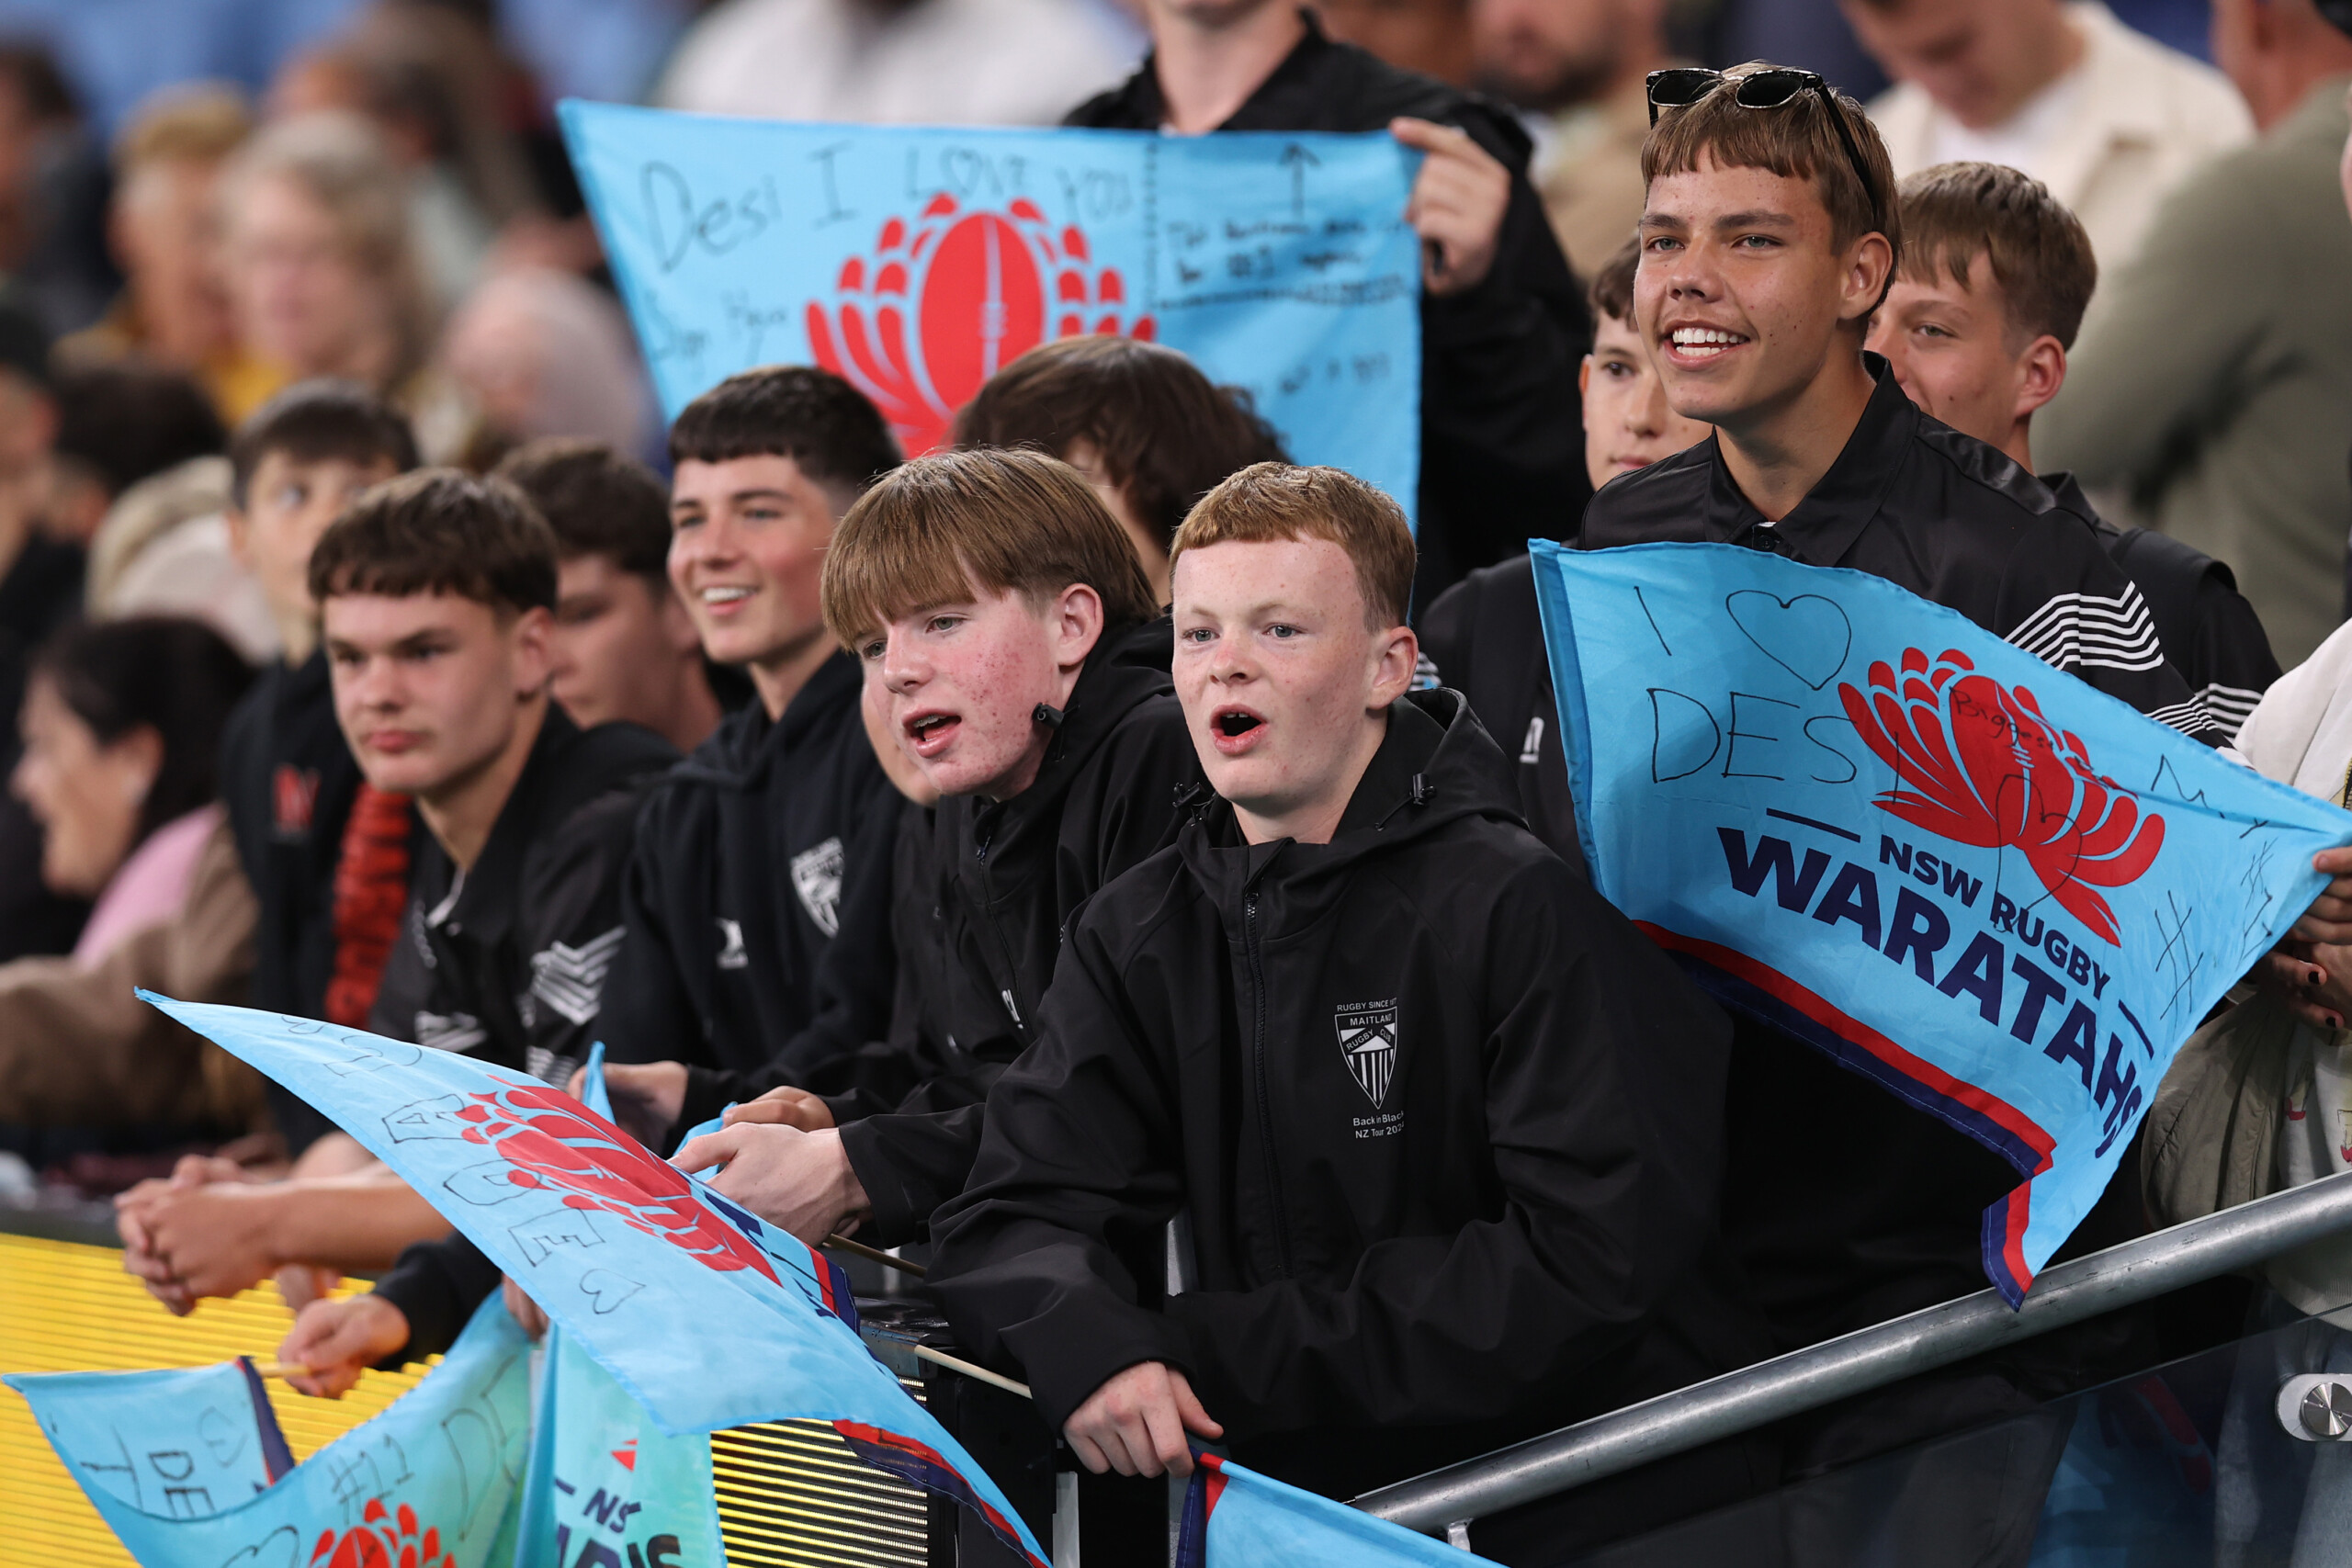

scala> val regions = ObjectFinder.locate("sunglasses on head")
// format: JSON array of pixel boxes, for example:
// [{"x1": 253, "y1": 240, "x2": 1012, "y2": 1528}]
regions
[{"x1": 1645, "y1": 67, "x2": 1885, "y2": 236}]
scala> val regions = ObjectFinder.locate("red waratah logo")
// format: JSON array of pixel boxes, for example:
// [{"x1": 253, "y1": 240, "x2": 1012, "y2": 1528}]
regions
[
  {"x1": 1840, "y1": 648, "x2": 2164, "y2": 946},
  {"x1": 309, "y1": 1500, "x2": 447, "y2": 1568},
  {"x1": 807, "y1": 193, "x2": 1154, "y2": 456},
  {"x1": 454, "y1": 1083, "x2": 778, "y2": 1282}
]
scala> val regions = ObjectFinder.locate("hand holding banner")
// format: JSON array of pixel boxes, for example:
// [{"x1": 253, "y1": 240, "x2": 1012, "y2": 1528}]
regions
[
  {"x1": 1532, "y1": 540, "x2": 2352, "y2": 1302},
  {"x1": 136, "y1": 995, "x2": 1050, "y2": 1565},
  {"x1": 558, "y1": 102, "x2": 1422, "y2": 521}
]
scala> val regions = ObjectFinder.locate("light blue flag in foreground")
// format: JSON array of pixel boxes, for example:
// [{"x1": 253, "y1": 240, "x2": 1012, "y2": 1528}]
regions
[
  {"x1": 6, "y1": 1297, "x2": 530, "y2": 1568},
  {"x1": 137, "y1": 995, "x2": 1050, "y2": 1566},
  {"x1": 1532, "y1": 540, "x2": 2352, "y2": 1303},
  {"x1": 509, "y1": 1049, "x2": 728, "y2": 1568},
  {"x1": 558, "y1": 101, "x2": 1422, "y2": 523},
  {"x1": 1176, "y1": 1453, "x2": 1501, "y2": 1565}
]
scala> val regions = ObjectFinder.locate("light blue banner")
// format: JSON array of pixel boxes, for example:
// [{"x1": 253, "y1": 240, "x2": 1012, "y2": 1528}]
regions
[
  {"x1": 1177, "y1": 1454, "x2": 1499, "y2": 1565},
  {"x1": 7, "y1": 1298, "x2": 531, "y2": 1568},
  {"x1": 138, "y1": 995, "x2": 1050, "y2": 1565},
  {"x1": 1533, "y1": 540, "x2": 2352, "y2": 1302},
  {"x1": 510, "y1": 1052, "x2": 728, "y2": 1568},
  {"x1": 558, "y1": 101, "x2": 1422, "y2": 523}
]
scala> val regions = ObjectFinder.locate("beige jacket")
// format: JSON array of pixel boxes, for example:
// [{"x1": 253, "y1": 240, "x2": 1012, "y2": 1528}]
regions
[
  {"x1": 1869, "y1": 2, "x2": 2250, "y2": 268},
  {"x1": 1534, "y1": 73, "x2": 1652, "y2": 282},
  {"x1": 0, "y1": 815, "x2": 266, "y2": 1134}
]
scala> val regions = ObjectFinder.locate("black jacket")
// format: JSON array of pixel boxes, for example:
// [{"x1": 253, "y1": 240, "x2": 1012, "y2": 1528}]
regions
[
  {"x1": 220, "y1": 650, "x2": 400, "y2": 1153},
  {"x1": 1579, "y1": 358, "x2": 2214, "y2": 1354},
  {"x1": 1066, "y1": 12, "x2": 1591, "y2": 604},
  {"x1": 1581, "y1": 357, "x2": 2223, "y2": 744},
  {"x1": 837, "y1": 617, "x2": 1201, "y2": 1244},
  {"x1": 368, "y1": 706, "x2": 676, "y2": 1081},
  {"x1": 2048, "y1": 472, "x2": 2280, "y2": 742},
  {"x1": 1417, "y1": 554, "x2": 1580, "y2": 866},
  {"x1": 930, "y1": 692, "x2": 1756, "y2": 1499},
  {"x1": 594, "y1": 652, "x2": 901, "y2": 1134}
]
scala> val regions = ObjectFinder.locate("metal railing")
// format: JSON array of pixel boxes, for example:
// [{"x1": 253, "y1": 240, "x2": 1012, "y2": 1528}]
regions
[{"x1": 1352, "y1": 1167, "x2": 2352, "y2": 1539}]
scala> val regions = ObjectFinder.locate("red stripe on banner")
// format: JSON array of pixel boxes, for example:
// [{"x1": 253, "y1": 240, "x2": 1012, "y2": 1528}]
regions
[
  {"x1": 831, "y1": 1421, "x2": 1050, "y2": 1568},
  {"x1": 1635, "y1": 923, "x2": 2057, "y2": 1168}
]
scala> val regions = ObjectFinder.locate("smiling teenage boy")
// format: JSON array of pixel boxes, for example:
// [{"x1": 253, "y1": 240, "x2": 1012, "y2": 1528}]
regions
[
  {"x1": 922, "y1": 464, "x2": 1757, "y2": 1559},
  {"x1": 1864, "y1": 161, "x2": 2278, "y2": 741},
  {"x1": 583, "y1": 367, "x2": 905, "y2": 1147},
  {"x1": 1584, "y1": 65, "x2": 2232, "y2": 1554}
]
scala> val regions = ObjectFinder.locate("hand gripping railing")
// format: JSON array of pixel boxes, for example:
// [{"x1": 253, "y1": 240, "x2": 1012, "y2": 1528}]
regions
[{"x1": 1353, "y1": 1168, "x2": 2352, "y2": 1539}]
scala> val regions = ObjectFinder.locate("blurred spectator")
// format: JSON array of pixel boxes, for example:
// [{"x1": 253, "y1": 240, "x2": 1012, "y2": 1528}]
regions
[
  {"x1": 215, "y1": 110, "x2": 464, "y2": 458},
  {"x1": 440, "y1": 267, "x2": 658, "y2": 468},
  {"x1": 270, "y1": 2, "x2": 539, "y2": 310},
  {"x1": 2040, "y1": 0, "x2": 2352, "y2": 667},
  {"x1": 87, "y1": 457, "x2": 279, "y2": 661},
  {"x1": 657, "y1": 0, "x2": 1137, "y2": 125},
  {"x1": 0, "y1": 294, "x2": 86, "y2": 964},
  {"x1": 1471, "y1": 0, "x2": 1675, "y2": 278},
  {"x1": 57, "y1": 85, "x2": 265, "y2": 420},
  {"x1": 1312, "y1": 0, "x2": 1476, "y2": 85},
  {"x1": 0, "y1": 616, "x2": 265, "y2": 1153},
  {"x1": 44, "y1": 362, "x2": 227, "y2": 545},
  {"x1": 0, "y1": 39, "x2": 111, "y2": 334},
  {"x1": 1849, "y1": 0, "x2": 2250, "y2": 267}
]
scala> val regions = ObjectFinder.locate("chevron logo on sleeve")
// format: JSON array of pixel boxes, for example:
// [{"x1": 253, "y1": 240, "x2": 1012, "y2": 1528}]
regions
[{"x1": 528, "y1": 926, "x2": 628, "y2": 1027}]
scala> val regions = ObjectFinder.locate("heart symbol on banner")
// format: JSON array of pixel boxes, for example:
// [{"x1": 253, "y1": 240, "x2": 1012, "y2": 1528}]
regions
[{"x1": 1726, "y1": 591, "x2": 1852, "y2": 690}]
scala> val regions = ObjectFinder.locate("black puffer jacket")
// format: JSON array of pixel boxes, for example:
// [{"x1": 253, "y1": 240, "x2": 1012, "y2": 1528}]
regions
[
  {"x1": 837, "y1": 616, "x2": 1201, "y2": 1242},
  {"x1": 930, "y1": 691, "x2": 1761, "y2": 1499}
]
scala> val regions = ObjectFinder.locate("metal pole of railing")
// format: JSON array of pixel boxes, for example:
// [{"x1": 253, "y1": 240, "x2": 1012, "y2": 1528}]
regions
[{"x1": 1354, "y1": 1167, "x2": 2352, "y2": 1539}]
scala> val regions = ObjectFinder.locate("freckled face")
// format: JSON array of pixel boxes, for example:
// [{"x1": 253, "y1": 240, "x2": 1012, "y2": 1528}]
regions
[{"x1": 857, "y1": 587, "x2": 1073, "y2": 801}]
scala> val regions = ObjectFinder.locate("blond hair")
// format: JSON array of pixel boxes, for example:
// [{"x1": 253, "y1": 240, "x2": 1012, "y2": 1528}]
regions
[
  {"x1": 218, "y1": 111, "x2": 432, "y2": 386},
  {"x1": 114, "y1": 84, "x2": 253, "y2": 173},
  {"x1": 821, "y1": 448, "x2": 1159, "y2": 647},
  {"x1": 1170, "y1": 463, "x2": 1414, "y2": 629}
]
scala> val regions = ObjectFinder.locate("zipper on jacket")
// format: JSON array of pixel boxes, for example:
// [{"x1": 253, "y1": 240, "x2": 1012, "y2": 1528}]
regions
[
  {"x1": 973, "y1": 825, "x2": 1030, "y2": 1042},
  {"x1": 1245, "y1": 886, "x2": 1295, "y2": 1279}
]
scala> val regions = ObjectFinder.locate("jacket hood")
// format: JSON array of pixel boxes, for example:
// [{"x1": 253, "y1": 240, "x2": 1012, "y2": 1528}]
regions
[
  {"x1": 1179, "y1": 686, "x2": 1525, "y2": 895},
  {"x1": 674, "y1": 650, "x2": 861, "y2": 791}
]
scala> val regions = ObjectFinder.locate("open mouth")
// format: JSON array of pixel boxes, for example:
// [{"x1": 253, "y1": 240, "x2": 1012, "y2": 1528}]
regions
[
  {"x1": 904, "y1": 710, "x2": 960, "y2": 757},
  {"x1": 1665, "y1": 326, "x2": 1750, "y2": 364},
  {"x1": 1211, "y1": 705, "x2": 1267, "y2": 753},
  {"x1": 699, "y1": 585, "x2": 755, "y2": 612}
]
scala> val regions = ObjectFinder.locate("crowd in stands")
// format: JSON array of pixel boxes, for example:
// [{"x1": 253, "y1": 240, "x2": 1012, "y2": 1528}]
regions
[{"x1": 2, "y1": 0, "x2": 2352, "y2": 1562}]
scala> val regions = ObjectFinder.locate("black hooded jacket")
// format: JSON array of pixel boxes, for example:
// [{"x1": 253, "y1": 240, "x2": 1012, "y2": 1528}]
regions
[
  {"x1": 220, "y1": 649, "x2": 394, "y2": 1154},
  {"x1": 929, "y1": 692, "x2": 1758, "y2": 1499},
  {"x1": 368, "y1": 706, "x2": 676, "y2": 1082},
  {"x1": 1066, "y1": 12, "x2": 1591, "y2": 602},
  {"x1": 594, "y1": 651, "x2": 902, "y2": 1133},
  {"x1": 836, "y1": 616, "x2": 1202, "y2": 1243}
]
